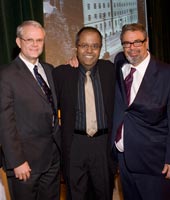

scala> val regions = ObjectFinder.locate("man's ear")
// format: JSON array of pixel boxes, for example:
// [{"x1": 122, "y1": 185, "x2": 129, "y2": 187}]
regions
[{"x1": 16, "y1": 37, "x2": 21, "y2": 48}]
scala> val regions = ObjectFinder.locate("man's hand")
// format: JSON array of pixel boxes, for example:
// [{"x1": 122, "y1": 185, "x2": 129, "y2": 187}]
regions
[
  {"x1": 162, "y1": 164, "x2": 170, "y2": 179},
  {"x1": 14, "y1": 161, "x2": 31, "y2": 181},
  {"x1": 67, "y1": 56, "x2": 79, "y2": 67}
]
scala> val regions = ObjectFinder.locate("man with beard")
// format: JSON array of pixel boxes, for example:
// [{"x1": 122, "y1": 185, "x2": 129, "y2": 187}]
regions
[{"x1": 111, "y1": 23, "x2": 170, "y2": 200}]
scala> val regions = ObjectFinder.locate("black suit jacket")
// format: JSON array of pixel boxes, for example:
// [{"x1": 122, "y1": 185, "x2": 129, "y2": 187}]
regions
[
  {"x1": 53, "y1": 59, "x2": 116, "y2": 177},
  {"x1": 0, "y1": 56, "x2": 60, "y2": 176},
  {"x1": 112, "y1": 52, "x2": 170, "y2": 175},
  {"x1": 0, "y1": 145, "x2": 2, "y2": 168}
]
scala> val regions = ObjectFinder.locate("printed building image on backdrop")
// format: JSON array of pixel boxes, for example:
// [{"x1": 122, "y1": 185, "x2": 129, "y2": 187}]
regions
[{"x1": 43, "y1": 0, "x2": 138, "y2": 66}]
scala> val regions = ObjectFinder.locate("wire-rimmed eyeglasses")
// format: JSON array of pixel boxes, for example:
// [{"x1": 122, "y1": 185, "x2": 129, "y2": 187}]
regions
[
  {"x1": 77, "y1": 43, "x2": 101, "y2": 50},
  {"x1": 20, "y1": 38, "x2": 44, "y2": 45}
]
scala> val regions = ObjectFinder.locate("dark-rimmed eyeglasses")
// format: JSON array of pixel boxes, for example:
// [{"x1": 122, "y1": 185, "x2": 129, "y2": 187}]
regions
[{"x1": 121, "y1": 39, "x2": 146, "y2": 48}]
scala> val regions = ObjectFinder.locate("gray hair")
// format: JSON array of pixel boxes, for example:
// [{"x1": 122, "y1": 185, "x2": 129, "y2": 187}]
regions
[
  {"x1": 16, "y1": 20, "x2": 45, "y2": 38},
  {"x1": 120, "y1": 23, "x2": 147, "y2": 42}
]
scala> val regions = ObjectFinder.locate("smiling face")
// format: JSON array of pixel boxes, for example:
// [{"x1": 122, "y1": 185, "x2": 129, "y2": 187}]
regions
[
  {"x1": 122, "y1": 30, "x2": 149, "y2": 66},
  {"x1": 16, "y1": 25, "x2": 45, "y2": 64},
  {"x1": 76, "y1": 30, "x2": 102, "y2": 70}
]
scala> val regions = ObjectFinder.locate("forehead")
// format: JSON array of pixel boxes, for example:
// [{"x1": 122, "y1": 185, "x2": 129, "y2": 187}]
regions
[
  {"x1": 122, "y1": 30, "x2": 145, "y2": 41},
  {"x1": 22, "y1": 25, "x2": 45, "y2": 37},
  {"x1": 79, "y1": 31, "x2": 101, "y2": 43}
]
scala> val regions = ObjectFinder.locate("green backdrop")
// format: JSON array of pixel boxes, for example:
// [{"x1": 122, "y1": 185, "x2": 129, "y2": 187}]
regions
[
  {"x1": 0, "y1": 0, "x2": 44, "y2": 65},
  {"x1": 1, "y1": 0, "x2": 170, "y2": 65}
]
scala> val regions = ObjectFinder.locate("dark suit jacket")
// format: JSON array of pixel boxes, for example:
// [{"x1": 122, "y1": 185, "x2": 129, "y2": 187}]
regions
[
  {"x1": 0, "y1": 145, "x2": 2, "y2": 168},
  {"x1": 53, "y1": 59, "x2": 116, "y2": 177},
  {"x1": 112, "y1": 52, "x2": 170, "y2": 175},
  {"x1": 0, "y1": 56, "x2": 60, "y2": 176}
]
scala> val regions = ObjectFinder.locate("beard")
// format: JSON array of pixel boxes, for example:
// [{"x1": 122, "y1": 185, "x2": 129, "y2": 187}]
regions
[{"x1": 125, "y1": 49, "x2": 143, "y2": 66}]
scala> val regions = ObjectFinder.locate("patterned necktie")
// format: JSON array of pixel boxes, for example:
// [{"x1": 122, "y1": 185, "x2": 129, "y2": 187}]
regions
[
  {"x1": 85, "y1": 71, "x2": 98, "y2": 136},
  {"x1": 115, "y1": 67, "x2": 136, "y2": 142},
  {"x1": 34, "y1": 65, "x2": 56, "y2": 127}
]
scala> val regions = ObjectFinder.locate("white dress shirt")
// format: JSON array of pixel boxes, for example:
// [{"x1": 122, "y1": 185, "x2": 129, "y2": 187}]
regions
[
  {"x1": 116, "y1": 52, "x2": 150, "y2": 152},
  {"x1": 19, "y1": 53, "x2": 49, "y2": 87}
]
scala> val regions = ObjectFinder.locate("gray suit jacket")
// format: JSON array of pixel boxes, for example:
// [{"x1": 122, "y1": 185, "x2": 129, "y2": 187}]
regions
[{"x1": 0, "y1": 56, "x2": 60, "y2": 176}]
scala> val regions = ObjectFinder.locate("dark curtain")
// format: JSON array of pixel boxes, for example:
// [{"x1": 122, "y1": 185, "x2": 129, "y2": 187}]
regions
[
  {"x1": 146, "y1": 0, "x2": 170, "y2": 63},
  {"x1": 0, "y1": 0, "x2": 44, "y2": 65}
]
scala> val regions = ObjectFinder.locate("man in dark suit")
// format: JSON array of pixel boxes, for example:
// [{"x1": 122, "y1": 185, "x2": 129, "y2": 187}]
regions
[
  {"x1": 0, "y1": 20, "x2": 61, "y2": 200},
  {"x1": 111, "y1": 23, "x2": 170, "y2": 200},
  {"x1": 53, "y1": 27, "x2": 116, "y2": 200}
]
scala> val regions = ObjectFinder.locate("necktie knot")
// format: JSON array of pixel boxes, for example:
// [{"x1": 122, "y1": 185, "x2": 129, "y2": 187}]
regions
[
  {"x1": 34, "y1": 65, "x2": 38, "y2": 71},
  {"x1": 129, "y1": 67, "x2": 136, "y2": 76},
  {"x1": 85, "y1": 71, "x2": 91, "y2": 81},
  {"x1": 86, "y1": 71, "x2": 91, "y2": 76},
  {"x1": 125, "y1": 67, "x2": 136, "y2": 82}
]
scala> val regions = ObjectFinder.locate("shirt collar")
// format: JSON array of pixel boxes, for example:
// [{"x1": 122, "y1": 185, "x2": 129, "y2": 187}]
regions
[
  {"x1": 122, "y1": 51, "x2": 150, "y2": 77},
  {"x1": 19, "y1": 53, "x2": 39, "y2": 71},
  {"x1": 79, "y1": 62, "x2": 98, "y2": 77}
]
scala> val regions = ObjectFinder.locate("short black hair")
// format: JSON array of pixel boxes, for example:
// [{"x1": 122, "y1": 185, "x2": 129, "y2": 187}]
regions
[{"x1": 75, "y1": 26, "x2": 103, "y2": 46}]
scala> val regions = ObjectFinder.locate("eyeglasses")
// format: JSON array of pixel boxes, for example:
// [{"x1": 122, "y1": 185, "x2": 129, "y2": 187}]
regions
[
  {"x1": 121, "y1": 39, "x2": 146, "y2": 48},
  {"x1": 77, "y1": 43, "x2": 101, "y2": 50},
  {"x1": 20, "y1": 38, "x2": 44, "y2": 45}
]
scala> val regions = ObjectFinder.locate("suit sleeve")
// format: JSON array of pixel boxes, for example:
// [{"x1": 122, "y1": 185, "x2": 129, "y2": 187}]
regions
[
  {"x1": 0, "y1": 70, "x2": 25, "y2": 169},
  {"x1": 165, "y1": 91, "x2": 170, "y2": 164}
]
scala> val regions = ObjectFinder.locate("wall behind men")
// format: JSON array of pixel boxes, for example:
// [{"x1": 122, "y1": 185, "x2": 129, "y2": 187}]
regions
[
  {"x1": 43, "y1": 0, "x2": 146, "y2": 66},
  {"x1": 0, "y1": 0, "x2": 44, "y2": 65}
]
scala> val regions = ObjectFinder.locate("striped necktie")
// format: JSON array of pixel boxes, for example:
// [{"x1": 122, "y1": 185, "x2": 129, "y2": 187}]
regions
[{"x1": 34, "y1": 65, "x2": 56, "y2": 127}]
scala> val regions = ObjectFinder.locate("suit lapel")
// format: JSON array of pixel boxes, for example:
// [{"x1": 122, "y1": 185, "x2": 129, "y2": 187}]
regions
[
  {"x1": 71, "y1": 69, "x2": 79, "y2": 112},
  {"x1": 115, "y1": 61, "x2": 131, "y2": 109},
  {"x1": 114, "y1": 52, "x2": 131, "y2": 106},
  {"x1": 133, "y1": 58, "x2": 158, "y2": 104},
  {"x1": 98, "y1": 65, "x2": 107, "y2": 114},
  {"x1": 14, "y1": 57, "x2": 49, "y2": 102},
  {"x1": 117, "y1": 64, "x2": 127, "y2": 105},
  {"x1": 98, "y1": 62, "x2": 114, "y2": 117},
  {"x1": 41, "y1": 62, "x2": 58, "y2": 107},
  {"x1": 42, "y1": 63, "x2": 61, "y2": 129}
]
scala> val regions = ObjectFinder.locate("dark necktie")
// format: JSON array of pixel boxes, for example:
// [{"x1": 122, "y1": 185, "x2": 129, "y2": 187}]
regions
[
  {"x1": 33, "y1": 65, "x2": 56, "y2": 127},
  {"x1": 115, "y1": 67, "x2": 136, "y2": 142},
  {"x1": 125, "y1": 67, "x2": 136, "y2": 105}
]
